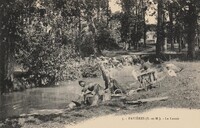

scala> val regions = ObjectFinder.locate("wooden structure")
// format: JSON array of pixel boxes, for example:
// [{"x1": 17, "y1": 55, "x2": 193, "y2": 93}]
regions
[
  {"x1": 125, "y1": 96, "x2": 168, "y2": 105},
  {"x1": 137, "y1": 71, "x2": 157, "y2": 91}
]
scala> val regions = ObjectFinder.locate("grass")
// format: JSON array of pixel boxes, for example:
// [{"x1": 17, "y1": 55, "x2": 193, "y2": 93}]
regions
[{"x1": 1, "y1": 61, "x2": 200, "y2": 128}]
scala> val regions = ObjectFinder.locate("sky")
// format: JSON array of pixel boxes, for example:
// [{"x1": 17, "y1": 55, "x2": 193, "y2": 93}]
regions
[
  {"x1": 109, "y1": 0, "x2": 157, "y2": 24},
  {"x1": 109, "y1": 0, "x2": 121, "y2": 13}
]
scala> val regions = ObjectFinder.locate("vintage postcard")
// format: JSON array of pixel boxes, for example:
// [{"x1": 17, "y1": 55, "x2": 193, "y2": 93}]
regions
[{"x1": 0, "y1": 0, "x2": 200, "y2": 128}]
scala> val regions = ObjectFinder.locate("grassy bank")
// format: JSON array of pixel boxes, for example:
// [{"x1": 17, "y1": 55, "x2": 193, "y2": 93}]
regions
[{"x1": 1, "y1": 61, "x2": 200, "y2": 128}]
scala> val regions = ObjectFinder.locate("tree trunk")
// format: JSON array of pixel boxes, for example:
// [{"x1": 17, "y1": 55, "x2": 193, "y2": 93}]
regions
[
  {"x1": 106, "y1": 0, "x2": 109, "y2": 27},
  {"x1": 0, "y1": 2, "x2": 15, "y2": 94},
  {"x1": 168, "y1": 4, "x2": 174, "y2": 50},
  {"x1": 156, "y1": 0, "x2": 164, "y2": 55},
  {"x1": 186, "y1": 3, "x2": 197, "y2": 60},
  {"x1": 177, "y1": 32, "x2": 181, "y2": 52},
  {"x1": 0, "y1": 37, "x2": 15, "y2": 94},
  {"x1": 0, "y1": 40, "x2": 5, "y2": 94},
  {"x1": 97, "y1": 0, "x2": 100, "y2": 22},
  {"x1": 77, "y1": 1, "x2": 82, "y2": 54},
  {"x1": 143, "y1": 23, "x2": 147, "y2": 47},
  {"x1": 197, "y1": 25, "x2": 200, "y2": 50},
  {"x1": 142, "y1": 0, "x2": 146, "y2": 47},
  {"x1": 187, "y1": 27, "x2": 196, "y2": 59},
  {"x1": 134, "y1": 0, "x2": 139, "y2": 50}
]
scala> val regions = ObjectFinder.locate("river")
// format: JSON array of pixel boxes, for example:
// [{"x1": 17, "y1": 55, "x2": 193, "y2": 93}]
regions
[
  {"x1": 0, "y1": 78, "x2": 105, "y2": 120},
  {"x1": 0, "y1": 66, "x2": 137, "y2": 120}
]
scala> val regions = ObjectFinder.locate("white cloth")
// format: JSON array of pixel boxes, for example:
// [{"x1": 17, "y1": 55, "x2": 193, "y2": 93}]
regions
[{"x1": 167, "y1": 69, "x2": 177, "y2": 77}]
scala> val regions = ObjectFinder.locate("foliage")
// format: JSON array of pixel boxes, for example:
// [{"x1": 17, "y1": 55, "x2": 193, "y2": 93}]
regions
[
  {"x1": 81, "y1": 64, "x2": 101, "y2": 78},
  {"x1": 118, "y1": 0, "x2": 149, "y2": 49},
  {"x1": 14, "y1": 1, "x2": 76, "y2": 86},
  {"x1": 96, "y1": 25, "x2": 119, "y2": 50},
  {"x1": 8, "y1": 0, "x2": 113, "y2": 87},
  {"x1": 1, "y1": 0, "x2": 200, "y2": 92}
]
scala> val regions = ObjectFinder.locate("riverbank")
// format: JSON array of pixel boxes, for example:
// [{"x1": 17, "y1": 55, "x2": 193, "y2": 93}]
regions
[{"x1": 0, "y1": 61, "x2": 200, "y2": 128}]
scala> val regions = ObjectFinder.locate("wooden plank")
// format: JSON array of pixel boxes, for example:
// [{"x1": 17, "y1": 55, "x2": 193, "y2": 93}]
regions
[
  {"x1": 125, "y1": 96, "x2": 168, "y2": 105},
  {"x1": 139, "y1": 71, "x2": 155, "y2": 76},
  {"x1": 128, "y1": 51, "x2": 184, "y2": 56}
]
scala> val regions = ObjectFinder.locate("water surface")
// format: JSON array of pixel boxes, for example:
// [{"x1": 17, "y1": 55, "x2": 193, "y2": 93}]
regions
[{"x1": 0, "y1": 78, "x2": 104, "y2": 120}]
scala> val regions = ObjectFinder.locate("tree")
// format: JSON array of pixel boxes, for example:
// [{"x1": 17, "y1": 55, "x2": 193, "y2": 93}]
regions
[
  {"x1": 168, "y1": 2, "x2": 175, "y2": 50},
  {"x1": 142, "y1": 0, "x2": 147, "y2": 47},
  {"x1": 156, "y1": 0, "x2": 164, "y2": 55},
  {"x1": 165, "y1": 0, "x2": 199, "y2": 58},
  {"x1": 184, "y1": 0, "x2": 198, "y2": 59},
  {"x1": 0, "y1": 0, "x2": 23, "y2": 93},
  {"x1": 0, "y1": 0, "x2": 115, "y2": 93}
]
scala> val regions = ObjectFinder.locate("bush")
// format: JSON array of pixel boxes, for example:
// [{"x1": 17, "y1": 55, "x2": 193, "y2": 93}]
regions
[
  {"x1": 81, "y1": 64, "x2": 101, "y2": 78},
  {"x1": 96, "y1": 28, "x2": 119, "y2": 51}
]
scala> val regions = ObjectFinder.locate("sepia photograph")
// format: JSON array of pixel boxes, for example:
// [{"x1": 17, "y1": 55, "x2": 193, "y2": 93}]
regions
[{"x1": 0, "y1": 0, "x2": 200, "y2": 128}]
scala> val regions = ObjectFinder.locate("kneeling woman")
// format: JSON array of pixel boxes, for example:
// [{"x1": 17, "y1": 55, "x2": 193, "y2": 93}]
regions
[{"x1": 78, "y1": 80, "x2": 105, "y2": 106}]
